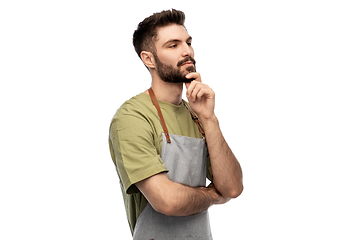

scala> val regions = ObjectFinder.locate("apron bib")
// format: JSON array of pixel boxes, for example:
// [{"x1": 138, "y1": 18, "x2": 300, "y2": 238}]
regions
[{"x1": 132, "y1": 89, "x2": 212, "y2": 240}]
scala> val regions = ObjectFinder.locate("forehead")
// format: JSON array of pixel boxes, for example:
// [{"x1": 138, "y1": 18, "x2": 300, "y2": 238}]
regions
[{"x1": 155, "y1": 24, "x2": 190, "y2": 45}]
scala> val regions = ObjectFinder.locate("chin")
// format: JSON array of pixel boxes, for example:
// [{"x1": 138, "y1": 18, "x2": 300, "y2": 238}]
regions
[
  {"x1": 185, "y1": 66, "x2": 196, "y2": 73},
  {"x1": 182, "y1": 77, "x2": 194, "y2": 83}
]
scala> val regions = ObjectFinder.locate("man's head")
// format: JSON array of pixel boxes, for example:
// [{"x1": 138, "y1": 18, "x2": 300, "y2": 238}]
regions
[{"x1": 133, "y1": 9, "x2": 196, "y2": 83}]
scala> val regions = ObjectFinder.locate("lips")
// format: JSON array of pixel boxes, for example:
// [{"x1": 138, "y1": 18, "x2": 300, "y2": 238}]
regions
[
  {"x1": 182, "y1": 61, "x2": 194, "y2": 66},
  {"x1": 177, "y1": 57, "x2": 196, "y2": 67}
]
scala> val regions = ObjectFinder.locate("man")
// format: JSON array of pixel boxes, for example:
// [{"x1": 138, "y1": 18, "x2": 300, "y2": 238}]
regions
[{"x1": 109, "y1": 9, "x2": 243, "y2": 239}]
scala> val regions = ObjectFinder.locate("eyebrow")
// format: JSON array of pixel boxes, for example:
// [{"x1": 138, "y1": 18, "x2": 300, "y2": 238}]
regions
[{"x1": 162, "y1": 36, "x2": 192, "y2": 47}]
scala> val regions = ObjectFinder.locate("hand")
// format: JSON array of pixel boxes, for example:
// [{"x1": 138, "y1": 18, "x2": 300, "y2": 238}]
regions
[
  {"x1": 185, "y1": 72, "x2": 215, "y2": 122},
  {"x1": 206, "y1": 183, "x2": 230, "y2": 205}
]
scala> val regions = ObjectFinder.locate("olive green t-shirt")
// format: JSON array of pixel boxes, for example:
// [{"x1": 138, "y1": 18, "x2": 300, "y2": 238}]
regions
[{"x1": 108, "y1": 92, "x2": 212, "y2": 235}]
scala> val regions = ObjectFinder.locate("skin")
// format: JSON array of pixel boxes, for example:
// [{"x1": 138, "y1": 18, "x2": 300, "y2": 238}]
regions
[{"x1": 136, "y1": 24, "x2": 243, "y2": 216}]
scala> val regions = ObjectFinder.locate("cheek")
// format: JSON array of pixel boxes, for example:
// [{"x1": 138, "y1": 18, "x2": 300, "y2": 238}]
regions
[{"x1": 157, "y1": 51, "x2": 180, "y2": 66}]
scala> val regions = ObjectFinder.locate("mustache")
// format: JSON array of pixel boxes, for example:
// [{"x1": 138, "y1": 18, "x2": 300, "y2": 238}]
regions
[{"x1": 177, "y1": 56, "x2": 196, "y2": 67}]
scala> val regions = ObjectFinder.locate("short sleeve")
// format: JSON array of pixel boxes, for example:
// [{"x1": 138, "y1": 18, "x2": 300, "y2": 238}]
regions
[{"x1": 109, "y1": 107, "x2": 168, "y2": 195}]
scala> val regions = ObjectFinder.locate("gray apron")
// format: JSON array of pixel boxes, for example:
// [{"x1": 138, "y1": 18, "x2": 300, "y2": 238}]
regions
[{"x1": 132, "y1": 89, "x2": 212, "y2": 240}]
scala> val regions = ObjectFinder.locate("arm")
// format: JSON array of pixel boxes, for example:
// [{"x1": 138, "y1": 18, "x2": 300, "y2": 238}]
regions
[
  {"x1": 185, "y1": 73, "x2": 244, "y2": 199},
  {"x1": 136, "y1": 172, "x2": 228, "y2": 216},
  {"x1": 202, "y1": 115, "x2": 244, "y2": 198}
]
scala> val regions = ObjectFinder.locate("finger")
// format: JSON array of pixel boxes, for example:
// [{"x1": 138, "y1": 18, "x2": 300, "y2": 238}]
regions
[
  {"x1": 185, "y1": 72, "x2": 201, "y2": 82},
  {"x1": 191, "y1": 83, "x2": 203, "y2": 102},
  {"x1": 196, "y1": 89, "x2": 206, "y2": 100},
  {"x1": 188, "y1": 82, "x2": 203, "y2": 102},
  {"x1": 193, "y1": 83, "x2": 212, "y2": 101},
  {"x1": 186, "y1": 80, "x2": 199, "y2": 99}
]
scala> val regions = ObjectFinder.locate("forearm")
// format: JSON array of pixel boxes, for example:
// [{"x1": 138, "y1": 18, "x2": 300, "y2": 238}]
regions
[
  {"x1": 164, "y1": 182, "x2": 220, "y2": 216},
  {"x1": 202, "y1": 115, "x2": 243, "y2": 199},
  {"x1": 136, "y1": 173, "x2": 225, "y2": 217}
]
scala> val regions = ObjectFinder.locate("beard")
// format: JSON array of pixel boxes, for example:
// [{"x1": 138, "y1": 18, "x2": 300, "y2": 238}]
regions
[{"x1": 154, "y1": 54, "x2": 196, "y2": 83}]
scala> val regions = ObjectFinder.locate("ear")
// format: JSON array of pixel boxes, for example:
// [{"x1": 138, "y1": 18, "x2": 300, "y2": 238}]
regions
[{"x1": 141, "y1": 51, "x2": 156, "y2": 69}]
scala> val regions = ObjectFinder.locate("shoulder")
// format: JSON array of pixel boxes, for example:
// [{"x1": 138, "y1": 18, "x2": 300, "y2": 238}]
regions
[
  {"x1": 111, "y1": 93, "x2": 156, "y2": 122},
  {"x1": 117, "y1": 93, "x2": 151, "y2": 115},
  {"x1": 109, "y1": 93, "x2": 158, "y2": 133}
]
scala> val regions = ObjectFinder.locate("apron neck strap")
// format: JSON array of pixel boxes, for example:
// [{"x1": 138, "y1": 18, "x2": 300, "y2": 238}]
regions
[
  {"x1": 148, "y1": 88, "x2": 171, "y2": 143},
  {"x1": 182, "y1": 100, "x2": 206, "y2": 139}
]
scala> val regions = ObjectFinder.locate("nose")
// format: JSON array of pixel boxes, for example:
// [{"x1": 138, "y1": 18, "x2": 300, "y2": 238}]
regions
[{"x1": 181, "y1": 43, "x2": 193, "y2": 57}]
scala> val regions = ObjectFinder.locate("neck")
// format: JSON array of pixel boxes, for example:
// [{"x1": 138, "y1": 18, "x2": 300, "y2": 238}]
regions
[{"x1": 147, "y1": 73, "x2": 184, "y2": 106}]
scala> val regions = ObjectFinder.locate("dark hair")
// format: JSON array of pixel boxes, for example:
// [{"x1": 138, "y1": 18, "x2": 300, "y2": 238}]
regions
[{"x1": 133, "y1": 9, "x2": 186, "y2": 58}]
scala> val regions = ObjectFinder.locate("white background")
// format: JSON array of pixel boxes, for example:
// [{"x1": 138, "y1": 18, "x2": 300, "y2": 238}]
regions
[{"x1": 1, "y1": 0, "x2": 359, "y2": 239}]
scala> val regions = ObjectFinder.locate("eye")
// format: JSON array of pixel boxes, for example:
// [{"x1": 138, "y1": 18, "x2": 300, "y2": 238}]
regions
[
  {"x1": 169, "y1": 44, "x2": 177, "y2": 48},
  {"x1": 187, "y1": 42, "x2": 192, "y2": 46}
]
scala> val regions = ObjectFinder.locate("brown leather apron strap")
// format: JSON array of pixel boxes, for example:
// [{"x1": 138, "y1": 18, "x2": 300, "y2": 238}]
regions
[
  {"x1": 183, "y1": 100, "x2": 206, "y2": 139},
  {"x1": 148, "y1": 88, "x2": 171, "y2": 143}
]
